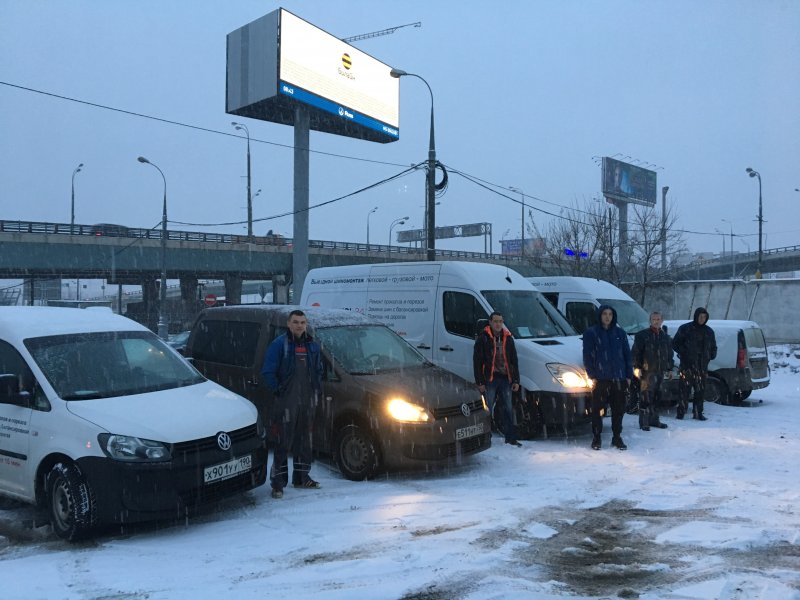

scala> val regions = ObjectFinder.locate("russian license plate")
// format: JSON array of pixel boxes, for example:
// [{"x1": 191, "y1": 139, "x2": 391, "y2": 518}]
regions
[
  {"x1": 455, "y1": 422, "x2": 485, "y2": 441},
  {"x1": 204, "y1": 455, "x2": 252, "y2": 484}
]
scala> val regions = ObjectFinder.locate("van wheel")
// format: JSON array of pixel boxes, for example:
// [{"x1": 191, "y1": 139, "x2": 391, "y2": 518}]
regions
[
  {"x1": 705, "y1": 377, "x2": 730, "y2": 406},
  {"x1": 46, "y1": 462, "x2": 97, "y2": 541},
  {"x1": 334, "y1": 424, "x2": 381, "y2": 481}
]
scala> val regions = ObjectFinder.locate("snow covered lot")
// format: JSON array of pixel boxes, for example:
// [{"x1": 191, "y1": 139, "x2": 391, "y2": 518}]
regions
[{"x1": 1, "y1": 347, "x2": 798, "y2": 599}]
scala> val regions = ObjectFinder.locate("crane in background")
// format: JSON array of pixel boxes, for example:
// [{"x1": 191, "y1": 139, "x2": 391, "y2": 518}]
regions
[{"x1": 342, "y1": 22, "x2": 421, "y2": 43}]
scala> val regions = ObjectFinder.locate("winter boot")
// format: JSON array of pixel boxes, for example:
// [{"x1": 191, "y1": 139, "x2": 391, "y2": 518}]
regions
[
  {"x1": 611, "y1": 436, "x2": 627, "y2": 450},
  {"x1": 591, "y1": 435, "x2": 601, "y2": 450}
]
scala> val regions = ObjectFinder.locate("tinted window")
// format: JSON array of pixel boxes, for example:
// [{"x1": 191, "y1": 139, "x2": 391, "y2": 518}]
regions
[
  {"x1": 443, "y1": 291, "x2": 488, "y2": 338},
  {"x1": 315, "y1": 325, "x2": 427, "y2": 374},
  {"x1": 482, "y1": 290, "x2": 575, "y2": 338},
  {"x1": 565, "y1": 301, "x2": 597, "y2": 334},
  {"x1": 191, "y1": 319, "x2": 262, "y2": 367}
]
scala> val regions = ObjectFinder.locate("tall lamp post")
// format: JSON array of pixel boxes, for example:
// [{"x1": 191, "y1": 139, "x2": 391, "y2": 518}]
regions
[
  {"x1": 231, "y1": 122, "x2": 253, "y2": 241},
  {"x1": 390, "y1": 68, "x2": 437, "y2": 261},
  {"x1": 722, "y1": 218, "x2": 735, "y2": 278},
  {"x1": 366, "y1": 206, "x2": 378, "y2": 245},
  {"x1": 389, "y1": 216, "x2": 410, "y2": 246},
  {"x1": 70, "y1": 162, "x2": 84, "y2": 234},
  {"x1": 137, "y1": 156, "x2": 169, "y2": 340},
  {"x1": 509, "y1": 186, "x2": 526, "y2": 257},
  {"x1": 745, "y1": 167, "x2": 763, "y2": 279}
]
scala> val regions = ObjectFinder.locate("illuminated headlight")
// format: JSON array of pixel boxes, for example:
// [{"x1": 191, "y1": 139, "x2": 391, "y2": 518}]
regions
[
  {"x1": 633, "y1": 367, "x2": 641, "y2": 379},
  {"x1": 387, "y1": 398, "x2": 431, "y2": 423},
  {"x1": 546, "y1": 363, "x2": 592, "y2": 389},
  {"x1": 98, "y1": 433, "x2": 171, "y2": 462}
]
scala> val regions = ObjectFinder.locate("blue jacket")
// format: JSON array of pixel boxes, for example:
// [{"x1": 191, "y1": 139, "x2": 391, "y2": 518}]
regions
[
  {"x1": 582, "y1": 304, "x2": 633, "y2": 381},
  {"x1": 261, "y1": 332, "x2": 323, "y2": 397}
]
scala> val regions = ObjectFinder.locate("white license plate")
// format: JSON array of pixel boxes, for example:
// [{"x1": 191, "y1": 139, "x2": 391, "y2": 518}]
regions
[
  {"x1": 204, "y1": 455, "x2": 252, "y2": 484},
  {"x1": 456, "y1": 422, "x2": 485, "y2": 441}
]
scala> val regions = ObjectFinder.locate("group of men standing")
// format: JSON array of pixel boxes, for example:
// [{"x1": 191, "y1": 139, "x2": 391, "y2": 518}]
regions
[{"x1": 582, "y1": 305, "x2": 717, "y2": 451}]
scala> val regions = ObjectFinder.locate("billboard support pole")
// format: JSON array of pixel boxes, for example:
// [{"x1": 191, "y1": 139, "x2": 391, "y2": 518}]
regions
[
  {"x1": 293, "y1": 106, "x2": 310, "y2": 302},
  {"x1": 661, "y1": 186, "x2": 669, "y2": 270}
]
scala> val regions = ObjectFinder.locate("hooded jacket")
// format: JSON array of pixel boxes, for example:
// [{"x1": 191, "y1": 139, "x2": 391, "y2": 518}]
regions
[
  {"x1": 582, "y1": 304, "x2": 633, "y2": 381},
  {"x1": 473, "y1": 325, "x2": 519, "y2": 386},
  {"x1": 672, "y1": 307, "x2": 717, "y2": 370}
]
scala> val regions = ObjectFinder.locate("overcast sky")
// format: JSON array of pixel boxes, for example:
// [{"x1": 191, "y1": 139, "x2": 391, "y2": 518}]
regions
[{"x1": 1, "y1": 0, "x2": 798, "y2": 255}]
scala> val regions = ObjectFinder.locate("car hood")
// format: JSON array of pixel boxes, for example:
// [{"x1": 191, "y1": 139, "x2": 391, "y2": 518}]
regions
[
  {"x1": 66, "y1": 381, "x2": 257, "y2": 443},
  {"x1": 346, "y1": 364, "x2": 480, "y2": 408},
  {"x1": 520, "y1": 335, "x2": 585, "y2": 367}
]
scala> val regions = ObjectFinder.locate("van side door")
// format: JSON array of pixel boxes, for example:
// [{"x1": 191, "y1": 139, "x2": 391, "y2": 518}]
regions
[
  {"x1": 0, "y1": 340, "x2": 37, "y2": 496},
  {"x1": 433, "y1": 290, "x2": 490, "y2": 382}
]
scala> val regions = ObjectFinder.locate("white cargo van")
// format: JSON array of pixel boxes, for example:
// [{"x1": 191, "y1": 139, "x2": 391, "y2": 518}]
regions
[
  {"x1": 527, "y1": 276, "x2": 650, "y2": 335},
  {"x1": 301, "y1": 262, "x2": 593, "y2": 437},
  {"x1": 0, "y1": 307, "x2": 268, "y2": 541}
]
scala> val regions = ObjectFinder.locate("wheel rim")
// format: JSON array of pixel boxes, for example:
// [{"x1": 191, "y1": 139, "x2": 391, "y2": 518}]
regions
[
  {"x1": 51, "y1": 478, "x2": 73, "y2": 532},
  {"x1": 340, "y1": 433, "x2": 369, "y2": 473}
]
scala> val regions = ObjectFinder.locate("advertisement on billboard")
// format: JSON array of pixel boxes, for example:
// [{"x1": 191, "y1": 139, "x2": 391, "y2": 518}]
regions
[
  {"x1": 226, "y1": 9, "x2": 399, "y2": 144},
  {"x1": 397, "y1": 222, "x2": 491, "y2": 243},
  {"x1": 601, "y1": 157, "x2": 657, "y2": 206}
]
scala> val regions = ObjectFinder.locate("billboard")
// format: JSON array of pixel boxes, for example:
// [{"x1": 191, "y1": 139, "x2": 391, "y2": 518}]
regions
[
  {"x1": 601, "y1": 157, "x2": 657, "y2": 206},
  {"x1": 227, "y1": 9, "x2": 399, "y2": 143},
  {"x1": 397, "y1": 222, "x2": 491, "y2": 243}
]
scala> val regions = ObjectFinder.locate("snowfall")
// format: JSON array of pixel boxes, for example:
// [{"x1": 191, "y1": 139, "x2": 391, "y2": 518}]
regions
[{"x1": 1, "y1": 349, "x2": 798, "y2": 600}]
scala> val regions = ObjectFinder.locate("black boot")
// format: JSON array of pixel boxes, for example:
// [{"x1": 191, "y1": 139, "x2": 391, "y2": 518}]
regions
[
  {"x1": 591, "y1": 435, "x2": 601, "y2": 450},
  {"x1": 611, "y1": 436, "x2": 627, "y2": 450}
]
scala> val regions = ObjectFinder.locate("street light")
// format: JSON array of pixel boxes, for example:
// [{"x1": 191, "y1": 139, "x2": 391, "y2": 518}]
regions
[
  {"x1": 366, "y1": 206, "x2": 378, "y2": 245},
  {"x1": 722, "y1": 218, "x2": 735, "y2": 278},
  {"x1": 391, "y1": 68, "x2": 436, "y2": 261},
  {"x1": 714, "y1": 227, "x2": 726, "y2": 258},
  {"x1": 389, "y1": 216, "x2": 410, "y2": 246},
  {"x1": 231, "y1": 122, "x2": 253, "y2": 241},
  {"x1": 509, "y1": 186, "x2": 526, "y2": 257},
  {"x1": 745, "y1": 167, "x2": 763, "y2": 279},
  {"x1": 137, "y1": 156, "x2": 169, "y2": 340},
  {"x1": 71, "y1": 162, "x2": 84, "y2": 234}
]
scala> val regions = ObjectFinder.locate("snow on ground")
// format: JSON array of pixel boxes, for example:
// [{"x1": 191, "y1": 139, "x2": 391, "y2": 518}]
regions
[{"x1": 1, "y1": 347, "x2": 799, "y2": 599}]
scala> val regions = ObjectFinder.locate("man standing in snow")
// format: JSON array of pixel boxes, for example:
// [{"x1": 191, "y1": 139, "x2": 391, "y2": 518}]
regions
[
  {"x1": 261, "y1": 310, "x2": 323, "y2": 498},
  {"x1": 672, "y1": 307, "x2": 717, "y2": 421},
  {"x1": 582, "y1": 305, "x2": 633, "y2": 450},
  {"x1": 473, "y1": 311, "x2": 522, "y2": 446},
  {"x1": 632, "y1": 311, "x2": 673, "y2": 431}
]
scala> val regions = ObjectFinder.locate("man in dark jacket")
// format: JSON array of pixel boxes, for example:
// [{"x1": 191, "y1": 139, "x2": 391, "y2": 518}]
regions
[
  {"x1": 632, "y1": 311, "x2": 673, "y2": 431},
  {"x1": 473, "y1": 311, "x2": 522, "y2": 446},
  {"x1": 672, "y1": 307, "x2": 717, "y2": 421},
  {"x1": 582, "y1": 305, "x2": 633, "y2": 450},
  {"x1": 261, "y1": 310, "x2": 323, "y2": 498}
]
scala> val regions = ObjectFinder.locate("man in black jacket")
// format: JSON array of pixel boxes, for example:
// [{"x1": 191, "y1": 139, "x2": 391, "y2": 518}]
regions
[
  {"x1": 473, "y1": 311, "x2": 522, "y2": 446},
  {"x1": 672, "y1": 307, "x2": 717, "y2": 421},
  {"x1": 632, "y1": 311, "x2": 673, "y2": 431}
]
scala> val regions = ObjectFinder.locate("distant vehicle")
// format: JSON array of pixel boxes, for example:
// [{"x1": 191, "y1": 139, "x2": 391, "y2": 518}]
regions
[
  {"x1": 90, "y1": 223, "x2": 129, "y2": 237},
  {"x1": 167, "y1": 330, "x2": 190, "y2": 354},
  {"x1": 663, "y1": 319, "x2": 770, "y2": 405},
  {"x1": 0, "y1": 307, "x2": 268, "y2": 541},
  {"x1": 185, "y1": 305, "x2": 492, "y2": 480}
]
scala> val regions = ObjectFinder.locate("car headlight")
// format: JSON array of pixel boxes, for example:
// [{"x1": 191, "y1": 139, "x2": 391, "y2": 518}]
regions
[
  {"x1": 387, "y1": 398, "x2": 431, "y2": 423},
  {"x1": 633, "y1": 367, "x2": 641, "y2": 379},
  {"x1": 546, "y1": 363, "x2": 592, "y2": 389},
  {"x1": 98, "y1": 433, "x2": 171, "y2": 462}
]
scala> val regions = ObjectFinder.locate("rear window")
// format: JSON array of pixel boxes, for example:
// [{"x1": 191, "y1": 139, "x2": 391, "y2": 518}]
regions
[
  {"x1": 743, "y1": 327, "x2": 766, "y2": 350},
  {"x1": 191, "y1": 319, "x2": 262, "y2": 367}
]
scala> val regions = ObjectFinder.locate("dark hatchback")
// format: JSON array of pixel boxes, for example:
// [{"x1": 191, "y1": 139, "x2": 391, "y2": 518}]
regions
[{"x1": 185, "y1": 306, "x2": 492, "y2": 480}]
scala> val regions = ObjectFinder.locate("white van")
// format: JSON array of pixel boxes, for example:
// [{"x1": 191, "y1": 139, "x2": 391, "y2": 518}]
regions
[
  {"x1": 0, "y1": 307, "x2": 268, "y2": 541},
  {"x1": 527, "y1": 276, "x2": 650, "y2": 335},
  {"x1": 301, "y1": 261, "x2": 593, "y2": 437}
]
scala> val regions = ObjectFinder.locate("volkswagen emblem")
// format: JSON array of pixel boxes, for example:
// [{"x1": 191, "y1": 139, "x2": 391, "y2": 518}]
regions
[
  {"x1": 217, "y1": 432, "x2": 232, "y2": 451},
  {"x1": 461, "y1": 403, "x2": 471, "y2": 417}
]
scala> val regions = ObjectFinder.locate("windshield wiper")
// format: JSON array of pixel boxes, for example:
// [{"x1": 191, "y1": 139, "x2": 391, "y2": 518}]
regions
[{"x1": 62, "y1": 391, "x2": 105, "y2": 400}]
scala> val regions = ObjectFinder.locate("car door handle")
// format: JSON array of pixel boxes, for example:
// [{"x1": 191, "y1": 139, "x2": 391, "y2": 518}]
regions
[
  {"x1": 417, "y1": 343, "x2": 431, "y2": 350},
  {"x1": 246, "y1": 379, "x2": 260, "y2": 387},
  {"x1": 439, "y1": 345, "x2": 454, "y2": 352}
]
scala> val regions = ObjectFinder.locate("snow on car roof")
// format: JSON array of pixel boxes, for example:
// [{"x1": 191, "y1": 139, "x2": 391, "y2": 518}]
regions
[
  {"x1": 202, "y1": 305, "x2": 381, "y2": 328},
  {"x1": 0, "y1": 307, "x2": 149, "y2": 342}
]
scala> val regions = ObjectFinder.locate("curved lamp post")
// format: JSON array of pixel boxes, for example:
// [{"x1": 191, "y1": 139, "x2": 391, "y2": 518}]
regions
[
  {"x1": 390, "y1": 68, "x2": 436, "y2": 261},
  {"x1": 745, "y1": 167, "x2": 763, "y2": 279},
  {"x1": 366, "y1": 206, "x2": 378, "y2": 244},
  {"x1": 137, "y1": 156, "x2": 169, "y2": 339},
  {"x1": 231, "y1": 122, "x2": 253, "y2": 241},
  {"x1": 389, "y1": 216, "x2": 410, "y2": 246},
  {"x1": 71, "y1": 162, "x2": 84, "y2": 234}
]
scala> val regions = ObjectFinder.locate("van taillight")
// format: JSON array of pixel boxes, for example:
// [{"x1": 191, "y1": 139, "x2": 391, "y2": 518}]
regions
[{"x1": 736, "y1": 331, "x2": 746, "y2": 369}]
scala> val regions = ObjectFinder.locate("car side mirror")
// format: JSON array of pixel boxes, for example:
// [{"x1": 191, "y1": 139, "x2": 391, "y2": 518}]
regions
[
  {"x1": 475, "y1": 318, "x2": 489, "y2": 337},
  {"x1": 0, "y1": 373, "x2": 30, "y2": 407}
]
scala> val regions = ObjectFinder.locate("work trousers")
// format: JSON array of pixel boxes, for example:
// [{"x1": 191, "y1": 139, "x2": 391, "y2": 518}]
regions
[
  {"x1": 638, "y1": 372, "x2": 665, "y2": 428},
  {"x1": 270, "y1": 400, "x2": 314, "y2": 489},
  {"x1": 591, "y1": 379, "x2": 628, "y2": 438},
  {"x1": 678, "y1": 367, "x2": 707, "y2": 418}
]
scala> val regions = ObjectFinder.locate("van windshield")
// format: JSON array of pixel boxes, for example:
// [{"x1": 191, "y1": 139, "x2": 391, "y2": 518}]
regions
[
  {"x1": 25, "y1": 331, "x2": 205, "y2": 400},
  {"x1": 598, "y1": 299, "x2": 650, "y2": 334},
  {"x1": 482, "y1": 290, "x2": 576, "y2": 338},
  {"x1": 314, "y1": 325, "x2": 428, "y2": 375}
]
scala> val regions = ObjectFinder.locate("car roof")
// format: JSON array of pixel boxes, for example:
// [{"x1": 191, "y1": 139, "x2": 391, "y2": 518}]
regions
[
  {"x1": 199, "y1": 305, "x2": 381, "y2": 328},
  {"x1": 0, "y1": 307, "x2": 149, "y2": 343}
]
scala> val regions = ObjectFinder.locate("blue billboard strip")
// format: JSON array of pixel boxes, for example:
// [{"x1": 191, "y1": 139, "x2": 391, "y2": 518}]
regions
[{"x1": 280, "y1": 82, "x2": 399, "y2": 141}]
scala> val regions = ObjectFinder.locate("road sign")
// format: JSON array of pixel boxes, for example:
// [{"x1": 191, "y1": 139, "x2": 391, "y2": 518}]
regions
[{"x1": 204, "y1": 293, "x2": 217, "y2": 307}]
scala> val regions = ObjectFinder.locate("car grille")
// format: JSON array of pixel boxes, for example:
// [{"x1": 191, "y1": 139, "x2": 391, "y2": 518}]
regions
[
  {"x1": 430, "y1": 398, "x2": 484, "y2": 420},
  {"x1": 402, "y1": 432, "x2": 491, "y2": 461}
]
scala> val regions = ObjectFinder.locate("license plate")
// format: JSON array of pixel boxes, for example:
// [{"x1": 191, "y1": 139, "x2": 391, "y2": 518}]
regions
[
  {"x1": 456, "y1": 422, "x2": 485, "y2": 440},
  {"x1": 204, "y1": 455, "x2": 252, "y2": 484}
]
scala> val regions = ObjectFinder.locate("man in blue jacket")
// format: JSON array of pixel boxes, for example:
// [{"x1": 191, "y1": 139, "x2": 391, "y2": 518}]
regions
[
  {"x1": 582, "y1": 305, "x2": 633, "y2": 450},
  {"x1": 261, "y1": 310, "x2": 323, "y2": 498}
]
